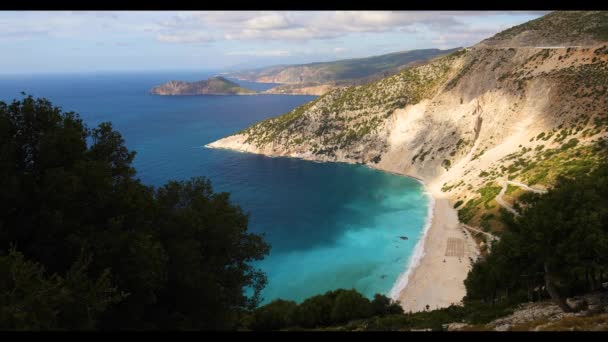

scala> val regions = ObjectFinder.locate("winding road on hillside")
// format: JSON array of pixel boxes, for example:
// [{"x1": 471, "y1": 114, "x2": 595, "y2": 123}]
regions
[
  {"x1": 461, "y1": 180, "x2": 548, "y2": 248},
  {"x1": 462, "y1": 224, "x2": 499, "y2": 242},
  {"x1": 495, "y1": 179, "x2": 548, "y2": 216}
]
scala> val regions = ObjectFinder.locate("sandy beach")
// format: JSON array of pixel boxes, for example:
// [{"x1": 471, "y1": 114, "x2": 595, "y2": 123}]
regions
[
  {"x1": 395, "y1": 182, "x2": 479, "y2": 313},
  {"x1": 207, "y1": 137, "x2": 481, "y2": 313}
]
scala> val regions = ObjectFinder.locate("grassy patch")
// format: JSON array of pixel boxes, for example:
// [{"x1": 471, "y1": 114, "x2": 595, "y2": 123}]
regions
[
  {"x1": 505, "y1": 184, "x2": 519, "y2": 195},
  {"x1": 458, "y1": 182, "x2": 502, "y2": 223}
]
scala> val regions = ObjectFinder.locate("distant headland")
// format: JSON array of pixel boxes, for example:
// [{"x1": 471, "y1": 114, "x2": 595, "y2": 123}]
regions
[{"x1": 150, "y1": 76, "x2": 256, "y2": 96}]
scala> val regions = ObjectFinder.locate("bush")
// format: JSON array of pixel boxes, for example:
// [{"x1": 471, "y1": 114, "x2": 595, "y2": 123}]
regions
[
  {"x1": 249, "y1": 299, "x2": 297, "y2": 331},
  {"x1": 330, "y1": 289, "x2": 373, "y2": 324},
  {"x1": 0, "y1": 96, "x2": 270, "y2": 330},
  {"x1": 294, "y1": 294, "x2": 334, "y2": 328},
  {"x1": 371, "y1": 294, "x2": 404, "y2": 316}
]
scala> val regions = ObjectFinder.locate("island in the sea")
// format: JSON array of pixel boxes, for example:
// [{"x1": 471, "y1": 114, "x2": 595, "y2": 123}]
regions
[{"x1": 150, "y1": 76, "x2": 256, "y2": 96}]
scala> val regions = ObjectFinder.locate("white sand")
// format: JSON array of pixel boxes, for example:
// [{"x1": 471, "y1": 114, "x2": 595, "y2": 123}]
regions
[
  {"x1": 207, "y1": 137, "x2": 481, "y2": 313},
  {"x1": 396, "y1": 184, "x2": 478, "y2": 313}
]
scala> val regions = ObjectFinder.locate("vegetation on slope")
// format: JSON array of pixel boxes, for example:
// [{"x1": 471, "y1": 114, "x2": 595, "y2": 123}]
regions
[
  {"x1": 227, "y1": 48, "x2": 460, "y2": 85},
  {"x1": 480, "y1": 11, "x2": 608, "y2": 46},
  {"x1": 452, "y1": 55, "x2": 608, "y2": 234},
  {"x1": 465, "y1": 163, "x2": 608, "y2": 312},
  {"x1": 238, "y1": 49, "x2": 465, "y2": 159},
  {"x1": 0, "y1": 96, "x2": 269, "y2": 330}
]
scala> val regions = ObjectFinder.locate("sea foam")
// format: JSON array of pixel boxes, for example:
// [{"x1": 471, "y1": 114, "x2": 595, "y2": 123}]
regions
[{"x1": 388, "y1": 184, "x2": 435, "y2": 301}]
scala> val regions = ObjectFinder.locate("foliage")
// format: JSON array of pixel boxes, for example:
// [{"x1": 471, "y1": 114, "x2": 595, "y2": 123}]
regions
[
  {"x1": 464, "y1": 163, "x2": 608, "y2": 311},
  {"x1": 457, "y1": 183, "x2": 502, "y2": 223},
  {"x1": 238, "y1": 50, "x2": 460, "y2": 159},
  {"x1": 0, "y1": 96, "x2": 270, "y2": 330},
  {"x1": 246, "y1": 289, "x2": 401, "y2": 330},
  {"x1": 248, "y1": 299, "x2": 297, "y2": 331},
  {"x1": 0, "y1": 248, "x2": 124, "y2": 330}
]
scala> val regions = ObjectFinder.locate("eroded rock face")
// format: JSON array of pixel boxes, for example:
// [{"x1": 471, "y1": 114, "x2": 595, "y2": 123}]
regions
[
  {"x1": 481, "y1": 293, "x2": 608, "y2": 331},
  {"x1": 445, "y1": 322, "x2": 470, "y2": 331},
  {"x1": 209, "y1": 40, "x2": 608, "y2": 204},
  {"x1": 487, "y1": 302, "x2": 571, "y2": 330}
]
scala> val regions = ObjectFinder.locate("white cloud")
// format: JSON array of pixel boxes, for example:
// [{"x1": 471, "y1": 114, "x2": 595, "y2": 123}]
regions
[
  {"x1": 153, "y1": 11, "x2": 547, "y2": 44},
  {"x1": 245, "y1": 13, "x2": 290, "y2": 30},
  {"x1": 226, "y1": 50, "x2": 291, "y2": 57},
  {"x1": 156, "y1": 31, "x2": 215, "y2": 43},
  {"x1": 0, "y1": 10, "x2": 549, "y2": 50}
]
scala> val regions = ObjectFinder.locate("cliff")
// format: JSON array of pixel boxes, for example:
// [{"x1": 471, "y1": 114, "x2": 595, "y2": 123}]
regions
[{"x1": 208, "y1": 11, "x2": 608, "y2": 243}]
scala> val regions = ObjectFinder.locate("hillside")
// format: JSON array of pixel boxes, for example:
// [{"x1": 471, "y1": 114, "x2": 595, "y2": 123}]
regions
[
  {"x1": 208, "y1": 11, "x2": 608, "y2": 314},
  {"x1": 150, "y1": 76, "x2": 256, "y2": 95},
  {"x1": 225, "y1": 48, "x2": 460, "y2": 95},
  {"x1": 478, "y1": 11, "x2": 608, "y2": 47}
]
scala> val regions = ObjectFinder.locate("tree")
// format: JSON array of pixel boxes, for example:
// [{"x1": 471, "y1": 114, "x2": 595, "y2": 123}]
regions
[
  {"x1": 249, "y1": 299, "x2": 297, "y2": 331},
  {"x1": 294, "y1": 294, "x2": 334, "y2": 328},
  {"x1": 465, "y1": 162, "x2": 608, "y2": 312},
  {"x1": 330, "y1": 289, "x2": 373, "y2": 324},
  {"x1": 0, "y1": 248, "x2": 124, "y2": 330},
  {"x1": 0, "y1": 95, "x2": 271, "y2": 330},
  {"x1": 371, "y1": 294, "x2": 404, "y2": 316}
]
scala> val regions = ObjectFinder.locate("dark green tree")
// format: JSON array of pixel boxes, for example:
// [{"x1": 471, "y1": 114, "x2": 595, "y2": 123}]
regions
[
  {"x1": 0, "y1": 248, "x2": 124, "y2": 330},
  {"x1": 293, "y1": 293, "x2": 334, "y2": 328},
  {"x1": 371, "y1": 293, "x2": 404, "y2": 316},
  {"x1": 0, "y1": 95, "x2": 270, "y2": 330},
  {"x1": 249, "y1": 299, "x2": 297, "y2": 331},
  {"x1": 465, "y1": 162, "x2": 608, "y2": 312},
  {"x1": 330, "y1": 289, "x2": 373, "y2": 324}
]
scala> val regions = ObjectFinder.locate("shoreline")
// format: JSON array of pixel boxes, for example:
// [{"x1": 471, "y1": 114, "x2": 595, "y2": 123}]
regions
[
  {"x1": 388, "y1": 187, "x2": 435, "y2": 300},
  {"x1": 205, "y1": 143, "x2": 477, "y2": 312},
  {"x1": 395, "y1": 184, "x2": 478, "y2": 312}
]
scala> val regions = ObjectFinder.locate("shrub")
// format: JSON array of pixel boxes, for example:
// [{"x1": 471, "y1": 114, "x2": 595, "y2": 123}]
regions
[
  {"x1": 249, "y1": 299, "x2": 298, "y2": 331},
  {"x1": 330, "y1": 289, "x2": 373, "y2": 324},
  {"x1": 371, "y1": 294, "x2": 403, "y2": 316},
  {"x1": 293, "y1": 294, "x2": 334, "y2": 328}
]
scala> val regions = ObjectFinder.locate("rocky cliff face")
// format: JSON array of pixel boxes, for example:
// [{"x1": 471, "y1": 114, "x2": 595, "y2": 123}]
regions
[{"x1": 208, "y1": 11, "x2": 608, "y2": 239}]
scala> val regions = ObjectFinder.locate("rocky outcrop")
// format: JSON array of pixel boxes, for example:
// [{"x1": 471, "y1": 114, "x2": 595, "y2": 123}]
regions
[{"x1": 448, "y1": 292, "x2": 608, "y2": 331}]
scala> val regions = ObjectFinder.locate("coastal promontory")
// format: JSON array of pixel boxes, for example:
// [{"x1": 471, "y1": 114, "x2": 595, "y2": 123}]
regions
[{"x1": 150, "y1": 76, "x2": 256, "y2": 96}]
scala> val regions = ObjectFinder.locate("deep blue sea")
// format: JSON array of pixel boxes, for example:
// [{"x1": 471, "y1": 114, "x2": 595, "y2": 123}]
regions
[{"x1": 0, "y1": 71, "x2": 430, "y2": 304}]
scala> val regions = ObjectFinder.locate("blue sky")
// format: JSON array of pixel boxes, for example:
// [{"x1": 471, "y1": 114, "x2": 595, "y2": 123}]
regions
[{"x1": 0, "y1": 11, "x2": 547, "y2": 74}]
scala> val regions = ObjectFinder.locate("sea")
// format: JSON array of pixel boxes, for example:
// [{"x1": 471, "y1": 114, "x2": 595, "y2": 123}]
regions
[{"x1": 0, "y1": 71, "x2": 430, "y2": 305}]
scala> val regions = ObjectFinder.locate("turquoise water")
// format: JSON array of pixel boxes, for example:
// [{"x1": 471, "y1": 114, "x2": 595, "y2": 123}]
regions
[{"x1": 0, "y1": 72, "x2": 430, "y2": 304}]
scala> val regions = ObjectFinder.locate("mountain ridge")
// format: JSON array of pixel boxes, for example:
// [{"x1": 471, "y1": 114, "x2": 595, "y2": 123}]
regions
[{"x1": 224, "y1": 48, "x2": 460, "y2": 95}]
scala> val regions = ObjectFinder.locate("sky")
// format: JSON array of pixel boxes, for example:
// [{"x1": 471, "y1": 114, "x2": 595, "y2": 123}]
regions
[{"x1": 0, "y1": 11, "x2": 548, "y2": 74}]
